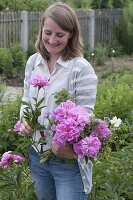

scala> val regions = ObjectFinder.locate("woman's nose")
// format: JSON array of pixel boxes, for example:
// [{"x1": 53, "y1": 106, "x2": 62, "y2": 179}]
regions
[{"x1": 49, "y1": 35, "x2": 57, "y2": 44}]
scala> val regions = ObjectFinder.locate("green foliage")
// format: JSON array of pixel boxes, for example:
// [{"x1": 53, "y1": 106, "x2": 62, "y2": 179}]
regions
[
  {"x1": 90, "y1": 0, "x2": 130, "y2": 9},
  {"x1": 115, "y1": 2, "x2": 133, "y2": 54},
  {"x1": 0, "y1": 0, "x2": 48, "y2": 11},
  {"x1": 88, "y1": 144, "x2": 133, "y2": 199},
  {"x1": 0, "y1": 44, "x2": 26, "y2": 78},
  {"x1": 0, "y1": 97, "x2": 21, "y2": 153},
  {"x1": 0, "y1": 0, "x2": 132, "y2": 11},
  {"x1": 0, "y1": 48, "x2": 13, "y2": 77},
  {"x1": 54, "y1": 88, "x2": 75, "y2": 105},
  {"x1": 93, "y1": 44, "x2": 107, "y2": 66},
  {"x1": 83, "y1": 49, "x2": 95, "y2": 62},
  {"x1": 0, "y1": 0, "x2": 91, "y2": 11},
  {"x1": 10, "y1": 43, "x2": 26, "y2": 76},
  {"x1": 95, "y1": 73, "x2": 133, "y2": 121},
  {"x1": 25, "y1": 0, "x2": 49, "y2": 12},
  {"x1": 90, "y1": 0, "x2": 110, "y2": 9},
  {"x1": 27, "y1": 41, "x2": 36, "y2": 59},
  {"x1": 112, "y1": 0, "x2": 130, "y2": 8},
  {"x1": 107, "y1": 46, "x2": 124, "y2": 58},
  {"x1": 0, "y1": 165, "x2": 36, "y2": 199}
]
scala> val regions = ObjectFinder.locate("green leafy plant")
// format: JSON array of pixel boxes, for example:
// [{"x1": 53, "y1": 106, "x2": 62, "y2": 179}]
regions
[
  {"x1": 115, "y1": 2, "x2": 133, "y2": 54},
  {"x1": 10, "y1": 43, "x2": 26, "y2": 77},
  {"x1": 95, "y1": 73, "x2": 133, "y2": 121},
  {"x1": 0, "y1": 161, "x2": 36, "y2": 200},
  {"x1": 27, "y1": 41, "x2": 36, "y2": 58},
  {"x1": 93, "y1": 44, "x2": 107, "y2": 66},
  {"x1": 88, "y1": 143, "x2": 133, "y2": 199},
  {"x1": 0, "y1": 48, "x2": 13, "y2": 77},
  {"x1": 0, "y1": 96, "x2": 21, "y2": 154}
]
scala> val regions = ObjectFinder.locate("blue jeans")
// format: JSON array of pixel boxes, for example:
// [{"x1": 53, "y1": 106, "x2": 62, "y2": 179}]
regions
[{"x1": 28, "y1": 146, "x2": 87, "y2": 200}]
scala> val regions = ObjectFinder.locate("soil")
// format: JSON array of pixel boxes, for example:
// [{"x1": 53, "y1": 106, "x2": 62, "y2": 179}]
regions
[{"x1": 1, "y1": 76, "x2": 24, "y2": 87}]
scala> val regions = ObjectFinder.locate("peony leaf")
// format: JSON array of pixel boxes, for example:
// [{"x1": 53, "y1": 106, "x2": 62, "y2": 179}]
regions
[{"x1": 36, "y1": 97, "x2": 45, "y2": 107}]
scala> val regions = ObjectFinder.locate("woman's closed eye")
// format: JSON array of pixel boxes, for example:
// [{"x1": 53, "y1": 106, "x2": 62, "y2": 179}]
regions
[
  {"x1": 43, "y1": 30, "x2": 65, "y2": 38},
  {"x1": 44, "y1": 30, "x2": 51, "y2": 35},
  {"x1": 56, "y1": 33, "x2": 65, "y2": 38}
]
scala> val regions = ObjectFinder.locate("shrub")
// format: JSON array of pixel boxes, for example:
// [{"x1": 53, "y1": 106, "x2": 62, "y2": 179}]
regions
[
  {"x1": 95, "y1": 73, "x2": 133, "y2": 121},
  {"x1": 93, "y1": 44, "x2": 107, "y2": 66},
  {"x1": 27, "y1": 41, "x2": 36, "y2": 58},
  {"x1": 0, "y1": 166, "x2": 36, "y2": 199},
  {"x1": 95, "y1": 72, "x2": 133, "y2": 152},
  {"x1": 10, "y1": 43, "x2": 26, "y2": 77},
  {"x1": 88, "y1": 143, "x2": 133, "y2": 199},
  {"x1": 115, "y1": 2, "x2": 133, "y2": 54},
  {"x1": 0, "y1": 48, "x2": 13, "y2": 77},
  {"x1": 0, "y1": 97, "x2": 21, "y2": 153}
]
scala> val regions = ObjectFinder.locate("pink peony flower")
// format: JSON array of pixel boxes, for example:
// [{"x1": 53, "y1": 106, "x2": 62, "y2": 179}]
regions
[
  {"x1": 14, "y1": 121, "x2": 21, "y2": 132},
  {"x1": 28, "y1": 75, "x2": 49, "y2": 87},
  {"x1": 73, "y1": 136, "x2": 101, "y2": 158},
  {"x1": 52, "y1": 100, "x2": 76, "y2": 122},
  {"x1": 52, "y1": 100, "x2": 89, "y2": 126},
  {"x1": 97, "y1": 122, "x2": 111, "y2": 139},
  {"x1": 0, "y1": 151, "x2": 25, "y2": 168},
  {"x1": 52, "y1": 118, "x2": 81, "y2": 146},
  {"x1": 13, "y1": 155, "x2": 25, "y2": 163},
  {"x1": 90, "y1": 130, "x2": 99, "y2": 137},
  {"x1": 69, "y1": 106, "x2": 89, "y2": 127}
]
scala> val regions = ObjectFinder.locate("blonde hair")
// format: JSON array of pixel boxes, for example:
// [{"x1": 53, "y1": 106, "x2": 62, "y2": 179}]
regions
[{"x1": 35, "y1": 2, "x2": 84, "y2": 60}]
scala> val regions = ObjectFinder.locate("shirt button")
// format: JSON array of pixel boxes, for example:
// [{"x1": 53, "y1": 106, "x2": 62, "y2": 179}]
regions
[
  {"x1": 82, "y1": 176, "x2": 86, "y2": 179},
  {"x1": 82, "y1": 165, "x2": 85, "y2": 169},
  {"x1": 84, "y1": 189, "x2": 88, "y2": 193}
]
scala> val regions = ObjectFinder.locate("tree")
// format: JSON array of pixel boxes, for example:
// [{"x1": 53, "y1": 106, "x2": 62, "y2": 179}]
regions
[
  {"x1": 90, "y1": 0, "x2": 110, "y2": 9},
  {"x1": 112, "y1": 0, "x2": 129, "y2": 8},
  {"x1": 90, "y1": 0, "x2": 130, "y2": 9},
  {"x1": 115, "y1": 2, "x2": 133, "y2": 54}
]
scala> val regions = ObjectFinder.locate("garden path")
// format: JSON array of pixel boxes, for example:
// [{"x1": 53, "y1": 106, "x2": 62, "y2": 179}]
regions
[{"x1": 2, "y1": 86, "x2": 23, "y2": 102}]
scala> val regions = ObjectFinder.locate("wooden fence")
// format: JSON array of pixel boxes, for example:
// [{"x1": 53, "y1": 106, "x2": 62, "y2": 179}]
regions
[
  {"x1": 95, "y1": 9, "x2": 123, "y2": 46},
  {"x1": 0, "y1": 12, "x2": 21, "y2": 47},
  {"x1": 0, "y1": 9, "x2": 123, "y2": 51}
]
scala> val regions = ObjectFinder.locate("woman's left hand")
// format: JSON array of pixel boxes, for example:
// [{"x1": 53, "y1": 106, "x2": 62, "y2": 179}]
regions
[{"x1": 51, "y1": 142, "x2": 77, "y2": 160}]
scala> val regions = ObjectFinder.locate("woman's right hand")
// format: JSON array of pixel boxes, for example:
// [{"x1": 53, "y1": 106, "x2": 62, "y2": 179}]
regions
[{"x1": 20, "y1": 118, "x2": 33, "y2": 136}]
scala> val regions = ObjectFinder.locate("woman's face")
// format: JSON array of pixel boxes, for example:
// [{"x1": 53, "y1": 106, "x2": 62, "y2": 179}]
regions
[{"x1": 42, "y1": 17, "x2": 70, "y2": 58}]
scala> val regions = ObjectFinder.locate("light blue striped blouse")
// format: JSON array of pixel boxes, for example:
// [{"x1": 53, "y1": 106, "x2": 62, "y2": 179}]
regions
[{"x1": 20, "y1": 52, "x2": 98, "y2": 194}]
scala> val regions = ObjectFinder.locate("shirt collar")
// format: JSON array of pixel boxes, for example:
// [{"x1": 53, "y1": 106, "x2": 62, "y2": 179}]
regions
[
  {"x1": 35, "y1": 53, "x2": 73, "y2": 68},
  {"x1": 36, "y1": 53, "x2": 47, "y2": 66},
  {"x1": 57, "y1": 57, "x2": 72, "y2": 68}
]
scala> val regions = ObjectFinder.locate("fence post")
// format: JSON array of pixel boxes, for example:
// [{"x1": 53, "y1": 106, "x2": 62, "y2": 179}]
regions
[
  {"x1": 20, "y1": 11, "x2": 28, "y2": 52},
  {"x1": 88, "y1": 9, "x2": 95, "y2": 50}
]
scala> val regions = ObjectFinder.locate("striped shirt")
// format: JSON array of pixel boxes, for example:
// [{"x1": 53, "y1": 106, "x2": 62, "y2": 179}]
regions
[{"x1": 20, "y1": 52, "x2": 97, "y2": 194}]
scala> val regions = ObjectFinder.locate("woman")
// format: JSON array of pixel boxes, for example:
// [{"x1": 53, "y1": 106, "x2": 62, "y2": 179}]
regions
[{"x1": 20, "y1": 2, "x2": 97, "y2": 200}]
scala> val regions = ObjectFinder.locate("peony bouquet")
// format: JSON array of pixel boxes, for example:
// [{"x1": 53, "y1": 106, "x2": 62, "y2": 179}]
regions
[
  {"x1": 40, "y1": 89, "x2": 122, "y2": 162},
  {"x1": 50, "y1": 100, "x2": 121, "y2": 162},
  {"x1": 10, "y1": 87, "x2": 122, "y2": 164}
]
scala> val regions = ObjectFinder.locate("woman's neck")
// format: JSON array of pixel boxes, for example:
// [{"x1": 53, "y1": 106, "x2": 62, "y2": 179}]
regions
[{"x1": 47, "y1": 55, "x2": 60, "y2": 74}]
